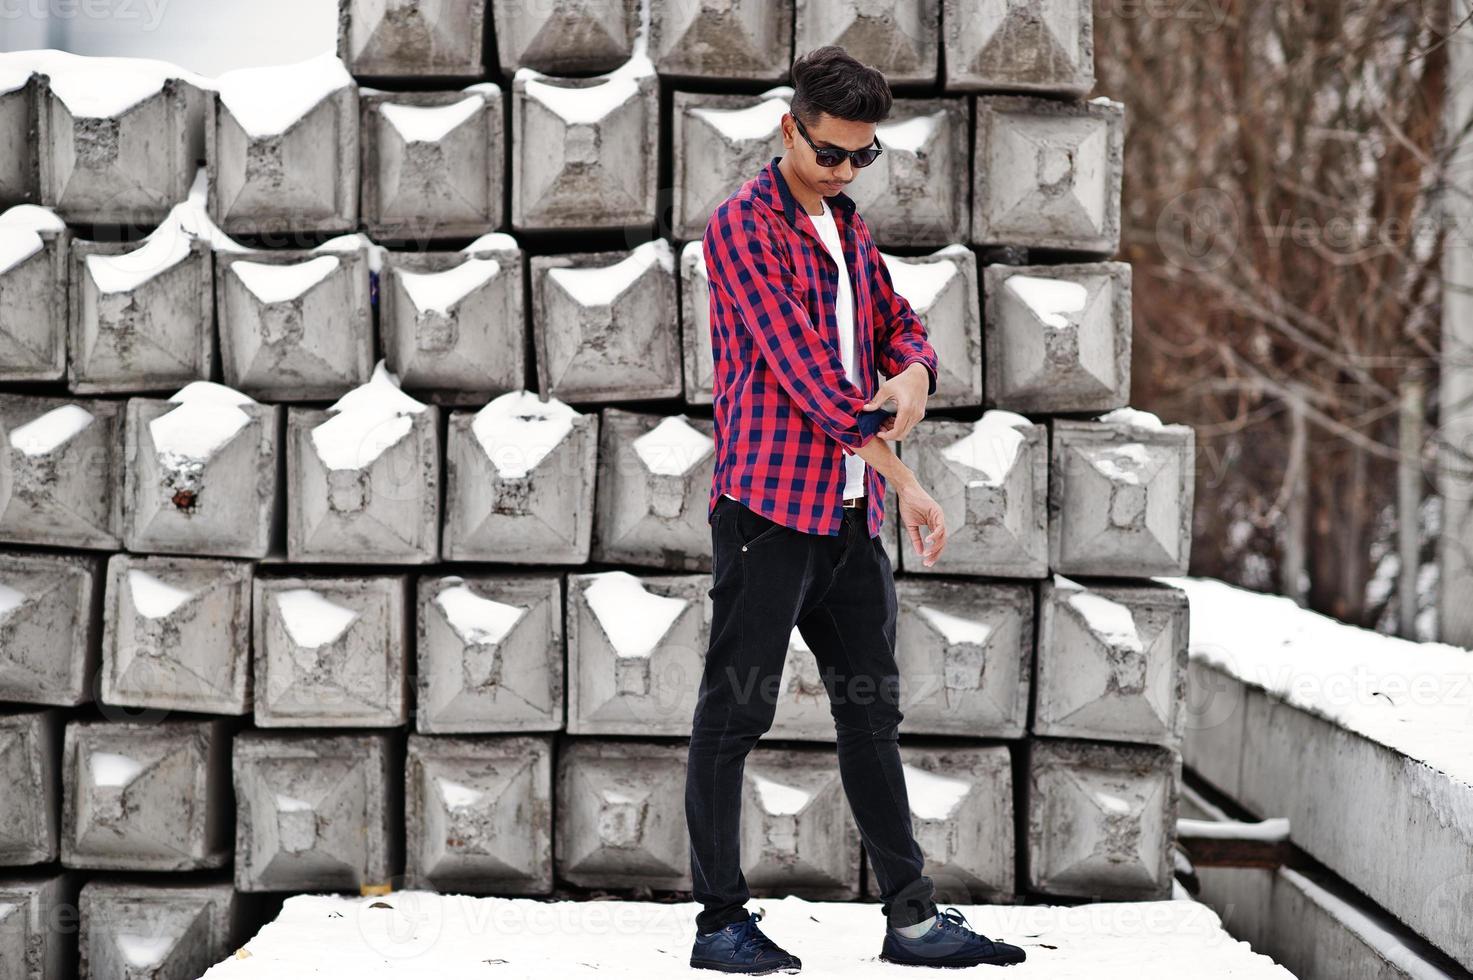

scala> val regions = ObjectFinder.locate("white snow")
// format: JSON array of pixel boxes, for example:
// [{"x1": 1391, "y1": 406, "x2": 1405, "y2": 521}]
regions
[
  {"x1": 438, "y1": 780, "x2": 485, "y2": 810},
  {"x1": 310, "y1": 361, "x2": 428, "y2": 471},
  {"x1": 380, "y1": 94, "x2": 483, "y2": 143},
  {"x1": 582, "y1": 571, "x2": 687, "y2": 659},
  {"x1": 462, "y1": 232, "x2": 518, "y2": 254},
  {"x1": 939, "y1": 410, "x2": 1033, "y2": 486},
  {"x1": 313, "y1": 233, "x2": 384, "y2": 274},
  {"x1": 89, "y1": 751, "x2": 145, "y2": 788},
  {"x1": 216, "y1": 51, "x2": 352, "y2": 137},
  {"x1": 878, "y1": 111, "x2": 943, "y2": 153},
  {"x1": 431, "y1": 578, "x2": 525, "y2": 647},
  {"x1": 879, "y1": 248, "x2": 961, "y2": 311},
  {"x1": 149, "y1": 381, "x2": 256, "y2": 467},
  {"x1": 128, "y1": 569, "x2": 195, "y2": 619},
  {"x1": 85, "y1": 227, "x2": 195, "y2": 294},
  {"x1": 1099, "y1": 407, "x2": 1165, "y2": 430},
  {"x1": 1007, "y1": 274, "x2": 1088, "y2": 328},
  {"x1": 161, "y1": 168, "x2": 250, "y2": 254},
  {"x1": 547, "y1": 239, "x2": 674, "y2": 306},
  {"x1": 916, "y1": 605, "x2": 993, "y2": 646},
  {"x1": 0, "y1": 49, "x2": 211, "y2": 119},
  {"x1": 7, "y1": 403, "x2": 93, "y2": 456},
  {"x1": 398, "y1": 257, "x2": 499, "y2": 314},
  {"x1": 1089, "y1": 442, "x2": 1152, "y2": 485},
  {"x1": 0, "y1": 582, "x2": 24, "y2": 621},
  {"x1": 902, "y1": 764, "x2": 971, "y2": 820},
  {"x1": 275, "y1": 794, "x2": 313, "y2": 813},
  {"x1": 275, "y1": 588, "x2": 360, "y2": 649},
  {"x1": 691, "y1": 94, "x2": 791, "y2": 141},
  {"x1": 750, "y1": 772, "x2": 811, "y2": 815},
  {"x1": 471, "y1": 391, "x2": 580, "y2": 479},
  {"x1": 1177, "y1": 816, "x2": 1291, "y2": 842},
  {"x1": 230, "y1": 255, "x2": 339, "y2": 304},
  {"x1": 1093, "y1": 791, "x2": 1133, "y2": 815},
  {"x1": 117, "y1": 933, "x2": 173, "y2": 968},
  {"x1": 0, "y1": 204, "x2": 64, "y2": 277},
  {"x1": 632, "y1": 415, "x2": 714, "y2": 477},
  {"x1": 515, "y1": 51, "x2": 654, "y2": 124},
  {"x1": 1053, "y1": 575, "x2": 1143, "y2": 653}
]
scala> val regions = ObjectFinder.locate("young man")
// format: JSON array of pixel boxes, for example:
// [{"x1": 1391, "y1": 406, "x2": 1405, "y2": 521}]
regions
[{"x1": 685, "y1": 47, "x2": 1027, "y2": 973}]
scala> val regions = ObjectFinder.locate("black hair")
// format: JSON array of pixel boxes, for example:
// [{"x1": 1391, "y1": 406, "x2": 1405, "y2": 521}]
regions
[{"x1": 789, "y1": 46, "x2": 892, "y2": 129}]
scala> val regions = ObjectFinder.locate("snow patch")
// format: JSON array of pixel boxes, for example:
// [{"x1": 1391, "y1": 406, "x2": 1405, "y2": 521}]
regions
[
  {"x1": 582, "y1": 571, "x2": 687, "y2": 659},
  {"x1": 230, "y1": 255, "x2": 339, "y2": 304},
  {"x1": 398, "y1": 257, "x2": 499, "y2": 314},
  {"x1": 380, "y1": 94, "x2": 483, "y2": 143},
  {"x1": 149, "y1": 381, "x2": 256, "y2": 468},
  {"x1": 546, "y1": 239, "x2": 673, "y2": 306},
  {"x1": 1007, "y1": 274, "x2": 1088, "y2": 328},
  {"x1": 939, "y1": 411, "x2": 1034, "y2": 486},
  {"x1": 750, "y1": 772, "x2": 810, "y2": 815},
  {"x1": 880, "y1": 249, "x2": 959, "y2": 311},
  {"x1": 633, "y1": 415, "x2": 713, "y2": 477},
  {"x1": 0, "y1": 204, "x2": 64, "y2": 277},
  {"x1": 515, "y1": 51, "x2": 653, "y2": 124},
  {"x1": 275, "y1": 588, "x2": 359, "y2": 648},
  {"x1": 310, "y1": 361, "x2": 428, "y2": 471},
  {"x1": 1099, "y1": 406, "x2": 1165, "y2": 430},
  {"x1": 902, "y1": 764, "x2": 972, "y2": 820},
  {"x1": 128, "y1": 568, "x2": 195, "y2": 619},
  {"x1": 89, "y1": 751, "x2": 146, "y2": 788},
  {"x1": 432, "y1": 578, "x2": 525, "y2": 647},
  {"x1": 216, "y1": 51, "x2": 352, "y2": 138},
  {"x1": 8, "y1": 403, "x2": 93, "y2": 456},
  {"x1": 471, "y1": 391, "x2": 580, "y2": 479},
  {"x1": 916, "y1": 605, "x2": 993, "y2": 646}
]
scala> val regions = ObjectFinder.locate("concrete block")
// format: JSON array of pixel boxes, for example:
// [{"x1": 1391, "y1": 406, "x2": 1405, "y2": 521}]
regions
[
  {"x1": 511, "y1": 56, "x2": 658, "y2": 231},
  {"x1": 253, "y1": 574, "x2": 409, "y2": 727},
  {"x1": 79, "y1": 879, "x2": 241, "y2": 980},
  {"x1": 973, "y1": 94, "x2": 1123, "y2": 254},
  {"x1": 444, "y1": 391, "x2": 598, "y2": 564},
  {"x1": 361, "y1": 86, "x2": 503, "y2": 240},
  {"x1": 900, "y1": 413, "x2": 1048, "y2": 576},
  {"x1": 0, "y1": 872, "x2": 78, "y2": 980},
  {"x1": 0, "y1": 73, "x2": 41, "y2": 207},
  {"x1": 216, "y1": 237, "x2": 374, "y2": 400},
  {"x1": 1048, "y1": 411, "x2": 1196, "y2": 576},
  {"x1": 944, "y1": 0, "x2": 1095, "y2": 94},
  {"x1": 876, "y1": 244, "x2": 980, "y2": 408},
  {"x1": 845, "y1": 99, "x2": 968, "y2": 245},
  {"x1": 123, "y1": 383, "x2": 282, "y2": 559},
  {"x1": 796, "y1": 0, "x2": 940, "y2": 85},
  {"x1": 591, "y1": 408, "x2": 715, "y2": 570},
  {"x1": 233, "y1": 731, "x2": 401, "y2": 893},
  {"x1": 742, "y1": 746, "x2": 861, "y2": 900},
  {"x1": 671, "y1": 88, "x2": 791, "y2": 241},
  {"x1": 1034, "y1": 576, "x2": 1189, "y2": 748},
  {"x1": 566, "y1": 570, "x2": 708, "y2": 736},
  {"x1": 680, "y1": 240, "x2": 714, "y2": 405},
  {"x1": 892, "y1": 578, "x2": 1033, "y2": 738},
  {"x1": 404, "y1": 734, "x2": 553, "y2": 894},
  {"x1": 555, "y1": 739, "x2": 690, "y2": 890},
  {"x1": 0, "y1": 206, "x2": 68, "y2": 382},
  {"x1": 339, "y1": 0, "x2": 487, "y2": 78},
  {"x1": 650, "y1": 0, "x2": 794, "y2": 81},
  {"x1": 416, "y1": 573, "x2": 564, "y2": 734},
  {"x1": 983, "y1": 261, "x2": 1132, "y2": 413},
  {"x1": 286, "y1": 365, "x2": 441, "y2": 564},
  {"x1": 62, "y1": 718, "x2": 231, "y2": 871},
  {"x1": 0, "y1": 709, "x2": 61, "y2": 865},
  {"x1": 0, "y1": 394, "x2": 124, "y2": 549},
  {"x1": 761, "y1": 626, "x2": 841, "y2": 741},
  {"x1": 492, "y1": 0, "x2": 640, "y2": 75},
  {"x1": 207, "y1": 53, "x2": 359, "y2": 236},
  {"x1": 380, "y1": 235, "x2": 524, "y2": 404},
  {"x1": 100, "y1": 554, "x2": 253, "y2": 716},
  {"x1": 0, "y1": 550, "x2": 102, "y2": 707},
  {"x1": 532, "y1": 243, "x2": 680, "y2": 401},
  {"x1": 1026, "y1": 738, "x2": 1180, "y2": 901}
]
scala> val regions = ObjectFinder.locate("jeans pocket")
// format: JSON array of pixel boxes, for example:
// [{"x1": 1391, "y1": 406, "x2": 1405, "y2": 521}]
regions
[{"x1": 729, "y1": 500, "x2": 786, "y2": 550}]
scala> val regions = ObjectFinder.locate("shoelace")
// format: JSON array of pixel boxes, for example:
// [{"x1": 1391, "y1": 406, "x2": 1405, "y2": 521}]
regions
[
  {"x1": 933, "y1": 907, "x2": 1007, "y2": 945},
  {"x1": 733, "y1": 911, "x2": 781, "y2": 956}
]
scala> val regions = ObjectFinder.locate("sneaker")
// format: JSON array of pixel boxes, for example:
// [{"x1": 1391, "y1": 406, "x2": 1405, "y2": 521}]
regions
[
  {"x1": 879, "y1": 906, "x2": 1026, "y2": 968},
  {"x1": 690, "y1": 909, "x2": 802, "y2": 975}
]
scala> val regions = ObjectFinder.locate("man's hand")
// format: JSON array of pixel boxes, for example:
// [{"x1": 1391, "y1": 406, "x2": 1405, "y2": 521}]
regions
[
  {"x1": 862, "y1": 362, "x2": 930, "y2": 441},
  {"x1": 896, "y1": 475, "x2": 947, "y2": 567}
]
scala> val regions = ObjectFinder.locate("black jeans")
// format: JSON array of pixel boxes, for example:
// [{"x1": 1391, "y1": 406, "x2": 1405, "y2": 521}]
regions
[{"x1": 685, "y1": 494, "x2": 938, "y2": 933}]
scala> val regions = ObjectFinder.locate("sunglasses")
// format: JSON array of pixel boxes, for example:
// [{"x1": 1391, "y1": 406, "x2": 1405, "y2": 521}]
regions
[{"x1": 792, "y1": 114, "x2": 883, "y2": 169}]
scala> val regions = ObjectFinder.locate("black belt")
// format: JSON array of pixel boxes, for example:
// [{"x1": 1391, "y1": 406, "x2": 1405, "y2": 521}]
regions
[{"x1": 842, "y1": 493, "x2": 866, "y2": 509}]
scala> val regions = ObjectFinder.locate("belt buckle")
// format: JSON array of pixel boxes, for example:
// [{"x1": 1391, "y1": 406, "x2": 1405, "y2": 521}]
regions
[{"x1": 843, "y1": 494, "x2": 865, "y2": 509}]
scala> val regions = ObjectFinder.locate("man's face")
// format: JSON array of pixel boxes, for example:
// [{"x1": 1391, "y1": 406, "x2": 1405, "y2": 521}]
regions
[{"x1": 783, "y1": 111, "x2": 878, "y2": 197}]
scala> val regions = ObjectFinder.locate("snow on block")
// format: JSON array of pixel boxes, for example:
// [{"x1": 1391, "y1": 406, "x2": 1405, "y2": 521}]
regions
[
  {"x1": 232, "y1": 730, "x2": 401, "y2": 893},
  {"x1": 973, "y1": 94, "x2": 1123, "y2": 254},
  {"x1": 61, "y1": 718, "x2": 232, "y2": 872},
  {"x1": 1026, "y1": 738, "x2": 1181, "y2": 901},
  {"x1": 444, "y1": 391, "x2": 598, "y2": 564},
  {"x1": 380, "y1": 237, "x2": 524, "y2": 403},
  {"x1": 944, "y1": 0, "x2": 1094, "y2": 94},
  {"x1": 566, "y1": 570, "x2": 707, "y2": 737},
  {"x1": 0, "y1": 872, "x2": 77, "y2": 980},
  {"x1": 0, "y1": 71, "x2": 41, "y2": 207},
  {"x1": 984, "y1": 261, "x2": 1132, "y2": 413},
  {"x1": 0, "y1": 550, "x2": 101, "y2": 707},
  {"x1": 671, "y1": 87, "x2": 792, "y2": 240},
  {"x1": 361, "y1": 86, "x2": 503, "y2": 240},
  {"x1": 124, "y1": 382, "x2": 282, "y2": 559},
  {"x1": 761, "y1": 625, "x2": 844, "y2": 741},
  {"x1": 1035, "y1": 576, "x2": 1189, "y2": 748},
  {"x1": 742, "y1": 746, "x2": 861, "y2": 900},
  {"x1": 339, "y1": 0, "x2": 487, "y2": 78},
  {"x1": 532, "y1": 243, "x2": 679, "y2": 401},
  {"x1": 650, "y1": 0, "x2": 793, "y2": 81},
  {"x1": 875, "y1": 244, "x2": 979, "y2": 406},
  {"x1": 679, "y1": 241, "x2": 713, "y2": 405},
  {"x1": 492, "y1": 0, "x2": 640, "y2": 75},
  {"x1": 1049, "y1": 411, "x2": 1195, "y2": 576},
  {"x1": 511, "y1": 55, "x2": 658, "y2": 231},
  {"x1": 555, "y1": 739, "x2": 690, "y2": 890},
  {"x1": 0, "y1": 708, "x2": 61, "y2": 865},
  {"x1": 0, "y1": 204, "x2": 68, "y2": 382},
  {"x1": 80, "y1": 879, "x2": 244, "y2": 980},
  {"x1": 847, "y1": 99, "x2": 968, "y2": 245},
  {"x1": 404, "y1": 734, "x2": 554, "y2": 894},
  {"x1": 0, "y1": 393, "x2": 124, "y2": 549},
  {"x1": 591, "y1": 408, "x2": 715, "y2": 571},
  {"x1": 900, "y1": 412, "x2": 1048, "y2": 577},
  {"x1": 252, "y1": 574, "x2": 410, "y2": 728},
  {"x1": 207, "y1": 53, "x2": 358, "y2": 235}
]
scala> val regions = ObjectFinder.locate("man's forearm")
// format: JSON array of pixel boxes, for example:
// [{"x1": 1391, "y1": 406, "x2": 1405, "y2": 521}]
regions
[{"x1": 852, "y1": 430, "x2": 917, "y2": 492}]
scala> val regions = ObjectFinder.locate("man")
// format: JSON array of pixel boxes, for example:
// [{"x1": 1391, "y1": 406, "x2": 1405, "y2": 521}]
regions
[{"x1": 685, "y1": 46, "x2": 1027, "y2": 974}]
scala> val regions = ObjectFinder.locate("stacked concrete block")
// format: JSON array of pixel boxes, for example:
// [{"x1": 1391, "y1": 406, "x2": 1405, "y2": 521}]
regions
[
  {"x1": 1048, "y1": 409, "x2": 1195, "y2": 576},
  {"x1": 61, "y1": 719, "x2": 231, "y2": 871},
  {"x1": 762, "y1": 627, "x2": 842, "y2": 741},
  {"x1": 680, "y1": 241, "x2": 714, "y2": 405},
  {"x1": 492, "y1": 0, "x2": 641, "y2": 75},
  {"x1": 123, "y1": 382, "x2": 282, "y2": 559},
  {"x1": 0, "y1": 551, "x2": 102, "y2": 706},
  {"x1": 795, "y1": 0, "x2": 940, "y2": 85},
  {"x1": 0, "y1": 872, "x2": 78, "y2": 980},
  {"x1": 566, "y1": 570, "x2": 708, "y2": 736},
  {"x1": 0, "y1": 73, "x2": 41, "y2": 207},
  {"x1": 0, "y1": 709, "x2": 61, "y2": 865},
  {"x1": 973, "y1": 94, "x2": 1123, "y2": 255},
  {"x1": 846, "y1": 99, "x2": 968, "y2": 245},
  {"x1": 233, "y1": 731, "x2": 401, "y2": 892},
  {"x1": 339, "y1": 0, "x2": 487, "y2": 78},
  {"x1": 100, "y1": 554, "x2": 253, "y2": 715},
  {"x1": 286, "y1": 362, "x2": 440, "y2": 563},
  {"x1": 380, "y1": 235, "x2": 524, "y2": 402},
  {"x1": 0, "y1": 394, "x2": 124, "y2": 549},
  {"x1": 983, "y1": 261, "x2": 1132, "y2": 413},
  {"x1": 416, "y1": 574, "x2": 564, "y2": 733},
  {"x1": 361, "y1": 86, "x2": 503, "y2": 240},
  {"x1": 592, "y1": 409, "x2": 716, "y2": 570},
  {"x1": 741, "y1": 746, "x2": 861, "y2": 900},
  {"x1": 207, "y1": 53, "x2": 359, "y2": 235},
  {"x1": 0, "y1": 205, "x2": 68, "y2": 382},
  {"x1": 252, "y1": 574, "x2": 409, "y2": 727},
  {"x1": 555, "y1": 740, "x2": 690, "y2": 890},
  {"x1": 404, "y1": 734, "x2": 554, "y2": 894},
  {"x1": 876, "y1": 244, "x2": 981, "y2": 408},
  {"x1": 78, "y1": 879, "x2": 242, "y2": 980},
  {"x1": 444, "y1": 391, "x2": 598, "y2": 564},
  {"x1": 650, "y1": 0, "x2": 794, "y2": 81},
  {"x1": 671, "y1": 88, "x2": 792, "y2": 240},
  {"x1": 943, "y1": 0, "x2": 1095, "y2": 95},
  {"x1": 532, "y1": 242, "x2": 680, "y2": 401}
]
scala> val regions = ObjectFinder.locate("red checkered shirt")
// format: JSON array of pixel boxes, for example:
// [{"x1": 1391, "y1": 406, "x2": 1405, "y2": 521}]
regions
[{"x1": 703, "y1": 155, "x2": 939, "y2": 538}]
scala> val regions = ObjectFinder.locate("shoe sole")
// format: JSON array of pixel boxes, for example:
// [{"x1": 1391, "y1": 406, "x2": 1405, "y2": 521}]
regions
[
  {"x1": 689, "y1": 958, "x2": 802, "y2": 975},
  {"x1": 878, "y1": 951, "x2": 1024, "y2": 968}
]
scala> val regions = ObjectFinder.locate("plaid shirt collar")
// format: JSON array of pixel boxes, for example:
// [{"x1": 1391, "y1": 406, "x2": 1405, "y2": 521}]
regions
[{"x1": 759, "y1": 154, "x2": 858, "y2": 227}]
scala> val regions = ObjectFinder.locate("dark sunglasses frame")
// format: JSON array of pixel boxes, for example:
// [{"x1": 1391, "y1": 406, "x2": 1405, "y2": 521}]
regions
[{"x1": 792, "y1": 114, "x2": 883, "y2": 169}]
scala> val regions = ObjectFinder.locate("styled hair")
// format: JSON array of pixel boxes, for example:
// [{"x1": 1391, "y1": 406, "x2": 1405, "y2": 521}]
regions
[{"x1": 789, "y1": 46, "x2": 892, "y2": 128}]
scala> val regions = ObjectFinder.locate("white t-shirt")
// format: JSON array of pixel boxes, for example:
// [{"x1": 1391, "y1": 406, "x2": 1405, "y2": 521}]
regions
[{"x1": 807, "y1": 198, "x2": 866, "y2": 498}]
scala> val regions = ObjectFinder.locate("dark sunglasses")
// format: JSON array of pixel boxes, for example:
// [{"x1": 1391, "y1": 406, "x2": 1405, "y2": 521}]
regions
[{"x1": 792, "y1": 114, "x2": 883, "y2": 169}]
